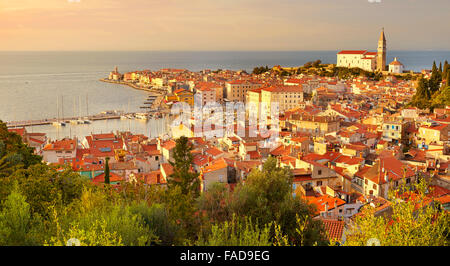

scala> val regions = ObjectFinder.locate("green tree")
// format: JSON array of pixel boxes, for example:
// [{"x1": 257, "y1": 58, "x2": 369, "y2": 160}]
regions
[
  {"x1": 430, "y1": 61, "x2": 442, "y2": 93},
  {"x1": 161, "y1": 185, "x2": 204, "y2": 244},
  {"x1": 104, "y1": 157, "x2": 110, "y2": 185},
  {"x1": 344, "y1": 179, "x2": 449, "y2": 246},
  {"x1": 168, "y1": 136, "x2": 200, "y2": 197},
  {"x1": 431, "y1": 86, "x2": 450, "y2": 108},
  {"x1": 0, "y1": 121, "x2": 42, "y2": 178},
  {"x1": 197, "y1": 183, "x2": 232, "y2": 223},
  {"x1": 446, "y1": 71, "x2": 450, "y2": 87},
  {"x1": 229, "y1": 157, "x2": 327, "y2": 246},
  {"x1": 46, "y1": 220, "x2": 124, "y2": 246},
  {"x1": 196, "y1": 215, "x2": 272, "y2": 246},
  {"x1": 410, "y1": 77, "x2": 432, "y2": 109},
  {"x1": 0, "y1": 183, "x2": 43, "y2": 245},
  {"x1": 4, "y1": 164, "x2": 87, "y2": 219},
  {"x1": 443, "y1": 60, "x2": 449, "y2": 81},
  {"x1": 129, "y1": 202, "x2": 178, "y2": 246}
]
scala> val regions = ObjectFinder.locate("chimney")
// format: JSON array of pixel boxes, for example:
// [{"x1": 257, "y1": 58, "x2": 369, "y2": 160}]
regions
[
  {"x1": 325, "y1": 202, "x2": 329, "y2": 213},
  {"x1": 157, "y1": 174, "x2": 161, "y2": 184}
]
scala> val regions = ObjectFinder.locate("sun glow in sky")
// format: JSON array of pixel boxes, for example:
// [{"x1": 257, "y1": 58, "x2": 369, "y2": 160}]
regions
[{"x1": 0, "y1": 0, "x2": 449, "y2": 51}]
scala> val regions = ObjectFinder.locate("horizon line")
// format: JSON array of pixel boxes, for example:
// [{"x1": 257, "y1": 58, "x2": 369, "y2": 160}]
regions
[{"x1": 1, "y1": 49, "x2": 450, "y2": 53}]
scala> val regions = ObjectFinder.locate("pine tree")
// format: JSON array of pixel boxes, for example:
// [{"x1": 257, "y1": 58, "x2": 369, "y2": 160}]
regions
[
  {"x1": 168, "y1": 136, "x2": 200, "y2": 197},
  {"x1": 104, "y1": 157, "x2": 110, "y2": 185}
]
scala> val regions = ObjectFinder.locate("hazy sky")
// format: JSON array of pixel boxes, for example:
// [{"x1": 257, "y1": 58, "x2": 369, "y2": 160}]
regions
[{"x1": 0, "y1": 0, "x2": 449, "y2": 51}]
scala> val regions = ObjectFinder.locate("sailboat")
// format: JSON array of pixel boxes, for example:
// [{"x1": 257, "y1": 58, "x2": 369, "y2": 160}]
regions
[
  {"x1": 53, "y1": 95, "x2": 66, "y2": 126},
  {"x1": 70, "y1": 97, "x2": 82, "y2": 124},
  {"x1": 121, "y1": 99, "x2": 131, "y2": 120},
  {"x1": 82, "y1": 94, "x2": 91, "y2": 124}
]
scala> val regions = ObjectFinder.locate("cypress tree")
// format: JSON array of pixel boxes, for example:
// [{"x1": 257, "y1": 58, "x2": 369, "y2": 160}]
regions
[
  {"x1": 446, "y1": 71, "x2": 450, "y2": 88},
  {"x1": 443, "y1": 60, "x2": 449, "y2": 76},
  {"x1": 430, "y1": 61, "x2": 442, "y2": 93},
  {"x1": 439, "y1": 62, "x2": 442, "y2": 74},
  {"x1": 104, "y1": 157, "x2": 110, "y2": 185}
]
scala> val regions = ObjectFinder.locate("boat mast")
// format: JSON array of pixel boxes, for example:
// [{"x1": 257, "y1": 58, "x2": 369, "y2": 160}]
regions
[
  {"x1": 61, "y1": 95, "x2": 64, "y2": 121},
  {"x1": 86, "y1": 94, "x2": 89, "y2": 117},
  {"x1": 78, "y1": 95, "x2": 81, "y2": 120}
]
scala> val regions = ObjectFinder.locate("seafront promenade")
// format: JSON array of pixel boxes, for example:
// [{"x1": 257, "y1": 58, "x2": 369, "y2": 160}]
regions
[{"x1": 99, "y1": 78, "x2": 166, "y2": 94}]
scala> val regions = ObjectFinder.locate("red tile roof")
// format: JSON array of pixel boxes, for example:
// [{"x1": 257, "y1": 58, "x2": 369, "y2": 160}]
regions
[
  {"x1": 93, "y1": 172, "x2": 124, "y2": 183},
  {"x1": 337, "y1": 50, "x2": 368, "y2": 55},
  {"x1": 43, "y1": 138, "x2": 76, "y2": 151},
  {"x1": 322, "y1": 219, "x2": 345, "y2": 241}
]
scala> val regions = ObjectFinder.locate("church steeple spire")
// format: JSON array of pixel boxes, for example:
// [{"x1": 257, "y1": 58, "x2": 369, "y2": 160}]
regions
[{"x1": 377, "y1": 28, "x2": 387, "y2": 72}]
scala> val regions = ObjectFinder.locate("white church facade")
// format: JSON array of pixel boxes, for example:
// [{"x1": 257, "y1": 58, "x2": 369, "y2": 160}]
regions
[
  {"x1": 337, "y1": 29, "x2": 390, "y2": 72},
  {"x1": 337, "y1": 50, "x2": 377, "y2": 72}
]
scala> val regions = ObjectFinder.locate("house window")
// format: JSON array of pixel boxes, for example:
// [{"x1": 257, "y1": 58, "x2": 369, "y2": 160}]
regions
[
  {"x1": 406, "y1": 178, "x2": 411, "y2": 184},
  {"x1": 373, "y1": 184, "x2": 377, "y2": 190},
  {"x1": 365, "y1": 179, "x2": 368, "y2": 185},
  {"x1": 155, "y1": 156, "x2": 159, "y2": 161},
  {"x1": 317, "y1": 181, "x2": 323, "y2": 186}
]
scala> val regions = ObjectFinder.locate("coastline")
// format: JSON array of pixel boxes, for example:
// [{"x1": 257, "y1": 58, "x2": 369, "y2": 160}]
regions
[{"x1": 99, "y1": 78, "x2": 168, "y2": 112}]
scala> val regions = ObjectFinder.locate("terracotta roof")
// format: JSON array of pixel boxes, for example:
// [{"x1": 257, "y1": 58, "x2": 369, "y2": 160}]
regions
[
  {"x1": 205, "y1": 147, "x2": 224, "y2": 157},
  {"x1": 322, "y1": 220, "x2": 345, "y2": 241},
  {"x1": 43, "y1": 138, "x2": 76, "y2": 151},
  {"x1": 93, "y1": 172, "x2": 124, "y2": 183},
  {"x1": 162, "y1": 140, "x2": 176, "y2": 150},
  {"x1": 262, "y1": 85, "x2": 303, "y2": 93},
  {"x1": 203, "y1": 158, "x2": 228, "y2": 173},
  {"x1": 8, "y1": 127, "x2": 26, "y2": 137},
  {"x1": 337, "y1": 50, "x2": 368, "y2": 55}
]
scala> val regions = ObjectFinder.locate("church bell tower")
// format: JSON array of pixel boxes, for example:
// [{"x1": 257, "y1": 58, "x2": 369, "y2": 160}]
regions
[{"x1": 377, "y1": 28, "x2": 387, "y2": 72}]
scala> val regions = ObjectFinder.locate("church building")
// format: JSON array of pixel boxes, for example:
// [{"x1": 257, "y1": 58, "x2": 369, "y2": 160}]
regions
[{"x1": 337, "y1": 29, "x2": 387, "y2": 72}]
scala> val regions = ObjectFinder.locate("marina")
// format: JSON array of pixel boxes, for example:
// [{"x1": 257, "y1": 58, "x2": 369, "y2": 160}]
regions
[{"x1": 6, "y1": 109, "x2": 168, "y2": 128}]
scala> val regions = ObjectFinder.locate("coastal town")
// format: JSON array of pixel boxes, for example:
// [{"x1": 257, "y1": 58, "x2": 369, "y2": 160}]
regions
[{"x1": 5, "y1": 30, "x2": 450, "y2": 245}]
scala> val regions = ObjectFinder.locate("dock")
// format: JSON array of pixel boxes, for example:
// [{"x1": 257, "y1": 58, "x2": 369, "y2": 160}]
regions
[{"x1": 6, "y1": 111, "x2": 158, "y2": 128}]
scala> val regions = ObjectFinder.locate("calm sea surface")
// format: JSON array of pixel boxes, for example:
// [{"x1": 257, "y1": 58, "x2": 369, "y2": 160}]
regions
[{"x1": 0, "y1": 51, "x2": 448, "y2": 140}]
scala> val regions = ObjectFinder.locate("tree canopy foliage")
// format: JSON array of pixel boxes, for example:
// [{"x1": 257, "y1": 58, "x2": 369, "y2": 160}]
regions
[
  {"x1": 0, "y1": 121, "x2": 448, "y2": 246},
  {"x1": 344, "y1": 178, "x2": 449, "y2": 246},
  {"x1": 409, "y1": 60, "x2": 450, "y2": 110}
]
